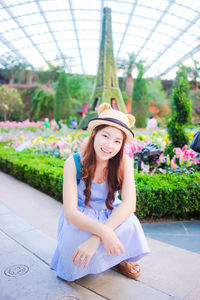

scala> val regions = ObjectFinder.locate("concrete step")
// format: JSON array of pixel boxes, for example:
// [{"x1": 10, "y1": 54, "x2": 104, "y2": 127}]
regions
[{"x1": 1, "y1": 171, "x2": 200, "y2": 300}]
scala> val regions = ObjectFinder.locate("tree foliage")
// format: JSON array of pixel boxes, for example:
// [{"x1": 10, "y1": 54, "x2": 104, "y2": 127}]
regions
[
  {"x1": 0, "y1": 54, "x2": 36, "y2": 84},
  {"x1": 0, "y1": 85, "x2": 24, "y2": 121},
  {"x1": 54, "y1": 72, "x2": 71, "y2": 122},
  {"x1": 147, "y1": 79, "x2": 166, "y2": 107},
  {"x1": 30, "y1": 86, "x2": 55, "y2": 121},
  {"x1": 132, "y1": 62, "x2": 148, "y2": 127}
]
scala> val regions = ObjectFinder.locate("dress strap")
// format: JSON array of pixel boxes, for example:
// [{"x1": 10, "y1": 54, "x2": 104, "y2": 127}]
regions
[{"x1": 73, "y1": 153, "x2": 82, "y2": 184}]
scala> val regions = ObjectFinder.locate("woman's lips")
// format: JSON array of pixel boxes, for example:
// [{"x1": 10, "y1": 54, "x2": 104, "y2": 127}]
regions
[{"x1": 101, "y1": 148, "x2": 111, "y2": 155}]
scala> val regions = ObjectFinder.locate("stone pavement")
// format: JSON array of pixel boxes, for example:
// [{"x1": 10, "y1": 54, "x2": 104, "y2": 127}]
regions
[{"x1": 0, "y1": 171, "x2": 200, "y2": 300}]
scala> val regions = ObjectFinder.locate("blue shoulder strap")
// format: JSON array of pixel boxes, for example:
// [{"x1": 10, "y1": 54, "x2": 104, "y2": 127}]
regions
[{"x1": 73, "y1": 153, "x2": 81, "y2": 184}]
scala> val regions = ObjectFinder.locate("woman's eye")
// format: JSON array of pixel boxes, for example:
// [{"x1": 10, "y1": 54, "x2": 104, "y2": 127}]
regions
[
  {"x1": 103, "y1": 134, "x2": 108, "y2": 138},
  {"x1": 115, "y1": 140, "x2": 121, "y2": 144}
]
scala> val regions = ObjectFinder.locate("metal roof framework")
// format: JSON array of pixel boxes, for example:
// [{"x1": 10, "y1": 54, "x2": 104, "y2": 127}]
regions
[{"x1": 0, "y1": 0, "x2": 200, "y2": 79}]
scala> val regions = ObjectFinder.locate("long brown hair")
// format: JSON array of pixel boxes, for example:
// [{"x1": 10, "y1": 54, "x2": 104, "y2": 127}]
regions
[{"x1": 81, "y1": 125, "x2": 126, "y2": 210}]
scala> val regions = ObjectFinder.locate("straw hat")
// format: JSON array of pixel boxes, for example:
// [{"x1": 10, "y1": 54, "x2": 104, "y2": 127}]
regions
[{"x1": 88, "y1": 103, "x2": 136, "y2": 142}]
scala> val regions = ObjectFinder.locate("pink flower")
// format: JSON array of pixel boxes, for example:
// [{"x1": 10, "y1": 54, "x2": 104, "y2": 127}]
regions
[
  {"x1": 159, "y1": 168, "x2": 167, "y2": 174},
  {"x1": 170, "y1": 159, "x2": 177, "y2": 170}
]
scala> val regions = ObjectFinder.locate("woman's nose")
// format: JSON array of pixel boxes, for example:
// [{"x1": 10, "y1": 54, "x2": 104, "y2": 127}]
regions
[{"x1": 105, "y1": 139, "x2": 113, "y2": 147}]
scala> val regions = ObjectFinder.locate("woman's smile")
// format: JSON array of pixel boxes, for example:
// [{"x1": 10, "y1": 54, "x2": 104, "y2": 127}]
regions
[{"x1": 100, "y1": 147, "x2": 112, "y2": 155}]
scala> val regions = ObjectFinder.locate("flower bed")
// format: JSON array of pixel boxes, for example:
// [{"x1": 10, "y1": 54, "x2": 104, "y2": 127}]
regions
[{"x1": 0, "y1": 122, "x2": 199, "y2": 174}]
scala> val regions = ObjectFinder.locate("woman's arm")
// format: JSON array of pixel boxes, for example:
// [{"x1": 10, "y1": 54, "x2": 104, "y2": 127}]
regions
[
  {"x1": 104, "y1": 154, "x2": 136, "y2": 230},
  {"x1": 63, "y1": 156, "x2": 108, "y2": 238},
  {"x1": 64, "y1": 155, "x2": 125, "y2": 261}
]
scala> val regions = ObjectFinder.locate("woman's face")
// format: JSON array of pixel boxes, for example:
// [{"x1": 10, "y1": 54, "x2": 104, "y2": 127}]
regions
[{"x1": 93, "y1": 126, "x2": 124, "y2": 161}]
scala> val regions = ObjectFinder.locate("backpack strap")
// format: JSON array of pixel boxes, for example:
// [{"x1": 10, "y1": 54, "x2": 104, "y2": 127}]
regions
[{"x1": 73, "y1": 152, "x2": 82, "y2": 184}]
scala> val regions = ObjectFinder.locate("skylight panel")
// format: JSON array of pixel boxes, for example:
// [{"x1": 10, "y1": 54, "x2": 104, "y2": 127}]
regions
[
  {"x1": 53, "y1": 30, "x2": 72, "y2": 40},
  {"x1": 113, "y1": 22, "x2": 126, "y2": 33},
  {"x1": 76, "y1": 20, "x2": 99, "y2": 31},
  {"x1": 74, "y1": 9, "x2": 99, "y2": 21},
  {"x1": 179, "y1": 32, "x2": 198, "y2": 45},
  {"x1": 175, "y1": 0, "x2": 200, "y2": 11},
  {"x1": 28, "y1": 55, "x2": 45, "y2": 68},
  {"x1": 113, "y1": 32, "x2": 123, "y2": 43},
  {"x1": 112, "y1": 2, "x2": 133, "y2": 14},
  {"x1": 37, "y1": 42, "x2": 57, "y2": 53},
  {"x1": 138, "y1": 0, "x2": 169, "y2": 11},
  {"x1": 57, "y1": 40, "x2": 77, "y2": 51},
  {"x1": 164, "y1": 68, "x2": 178, "y2": 80},
  {"x1": 24, "y1": 23, "x2": 49, "y2": 35},
  {"x1": 19, "y1": 46, "x2": 40, "y2": 58},
  {"x1": 159, "y1": 48, "x2": 183, "y2": 62},
  {"x1": 172, "y1": 41, "x2": 192, "y2": 54},
  {"x1": 156, "y1": 23, "x2": 181, "y2": 38},
  {"x1": 40, "y1": 0, "x2": 69, "y2": 11},
  {"x1": 187, "y1": 24, "x2": 200, "y2": 37},
  {"x1": 63, "y1": 48, "x2": 80, "y2": 58},
  {"x1": 150, "y1": 31, "x2": 173, "y2": 46},
  {"x1": 193, "y1": 52, "x2": 200, "y2": 61},
  {"x1": 129, "y1": 15, "x2": 154, "y2": 30},
  {"x1": 0, "y1": 19, "x2": 17, "y2": 33},
  {"x1": 79, "y1": 40, "x2": 98, "y2": 49},
  {"x1": 10, "y1": 2, "x2": 39, "y2": 16},
  {"x1": 4, "y1": 0, "x2": 30, "y2": 5},
  {"x1": 126, "y1": 25, "x2": 151, "y2": 39},
  {"x1": 74, "y1": 0, "x2": 100, "y2": 10},
  {"x1": 138, "y1": 48, "x2": 158, "y2": 62},
  {"x1": 44, "y1": 10, "x2": 71, "y2": 22},
  {"x1": 0, "y1": 8, "x2": 10, "y2": 19},
  {"x1": 78, "y1": 31, "x2": 98, "y2": 40},
  {"x1": 119, "y1": 43, "x2": 140, "y2": 55},
  {"x1": 11, "y1": 37, "x2": 32, "y2": 49},
  {"x1": 72, "y1": 0, "x2": 98, "y2": 10},
  {"x1": 5, "y1": 28, "x2": 25, "y2": 40},
  {"x1": 0, "y1": 43, "x2": 10, "y2": 54},
  {"x1": 163, "y1": 14, "x2": 188, "y2": 30},
  {"x1": 17, "y1": 13, "x2": 43, "y2": 26},
  {"x1": 135, "y1": 5, "x2": 162, "y2": 20},
  {"x1": 31, "y1": 33, "x2": 54, "y2": 44},
  {"x1": 42, "y1": 51, "x2": 57, "y2": 61},
  {"x1": 122, "y1": 34, "x2": 144, "y2": 47},
  {"x1": 112, "y1": 12, "x2": 129, "y2": 24},
  {"x1": 50, "y1": 21, "x2": 74, "y2": 32},
  {"x1": 142, "y1": 40, "x2": 165, "y2": 53},
  {"x1": 169, "y1": 3, "x2": 198, "y2": 20}
]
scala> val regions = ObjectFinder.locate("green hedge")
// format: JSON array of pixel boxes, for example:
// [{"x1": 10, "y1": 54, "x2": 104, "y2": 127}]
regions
[
  {"x1": 0, "y1": 145, "x2": 64, "y2": 201},
  {"x1": 0, "y1": 145, "x2": 200, "y2": 219}
]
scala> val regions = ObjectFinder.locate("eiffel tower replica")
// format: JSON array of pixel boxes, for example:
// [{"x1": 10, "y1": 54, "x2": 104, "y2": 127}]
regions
[{"x1": 78, "y1": 7, "x2": 127, "y2": 129}]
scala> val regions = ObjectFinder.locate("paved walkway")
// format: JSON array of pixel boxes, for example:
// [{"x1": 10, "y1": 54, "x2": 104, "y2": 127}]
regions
[{"x1": 0, "y1": 171, "x2": 200, "y2": 300}]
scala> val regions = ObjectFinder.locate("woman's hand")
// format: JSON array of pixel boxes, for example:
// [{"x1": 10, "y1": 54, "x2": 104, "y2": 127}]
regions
[
  {"x1": 101, "y1": 226, "x2": 125, "y2": 256},
  {"x1": 72, "y1": 235, "x2": 101, "y2": 269}
]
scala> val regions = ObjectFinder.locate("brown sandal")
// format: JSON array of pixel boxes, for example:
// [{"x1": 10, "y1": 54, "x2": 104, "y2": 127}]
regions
[{"x1": 117, "y1": 261, "x2": 140, "y2": 279}]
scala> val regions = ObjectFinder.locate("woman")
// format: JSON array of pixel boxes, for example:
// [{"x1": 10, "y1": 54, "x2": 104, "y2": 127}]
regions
[{"x1": 50, "y1": 103, "x2": 150, "y2": 281}]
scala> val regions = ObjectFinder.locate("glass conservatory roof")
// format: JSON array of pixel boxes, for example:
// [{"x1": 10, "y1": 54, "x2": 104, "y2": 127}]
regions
[{"x1": 0, "y1": 0, "x2": 200, "y2": 79}]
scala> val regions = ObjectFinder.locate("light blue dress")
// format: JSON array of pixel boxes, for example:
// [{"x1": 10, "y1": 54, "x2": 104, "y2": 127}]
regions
[{"x1": 50, "y1": 156, "x2": 150, "y2": 281}]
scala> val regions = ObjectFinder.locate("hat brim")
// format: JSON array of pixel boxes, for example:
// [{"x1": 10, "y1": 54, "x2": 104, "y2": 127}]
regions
[{"x1": 88, "y1": 117, "x2": 134, "y2": 143}]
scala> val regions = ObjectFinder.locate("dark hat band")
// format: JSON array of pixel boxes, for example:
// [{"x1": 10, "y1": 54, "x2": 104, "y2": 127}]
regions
[{"x1": 88, "y1": 117, "x2": 134, "y2": 138}]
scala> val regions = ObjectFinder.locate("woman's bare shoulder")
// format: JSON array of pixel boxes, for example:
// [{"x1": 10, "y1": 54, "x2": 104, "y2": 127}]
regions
[
  {"x1": 123, "y1": 154, "x2": 133, "y2": 164},
  {"x1": 64, "y1": 155, "x2": 76, "y2": 170}
]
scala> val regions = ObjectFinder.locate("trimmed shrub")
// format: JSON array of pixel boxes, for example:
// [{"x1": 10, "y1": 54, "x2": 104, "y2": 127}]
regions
[
  {"x1": 54, "y1": 71, "x2": 72, "y2": 122},
  {"x1": 132, "y1": 62, "x2": 148, "y2": 128},
  {"x1": 166, "y1": 67, "x2": 192, "y2": 158},
  {"x1": 0, "y1": 145, "x2": 199, "y2": 219}
]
